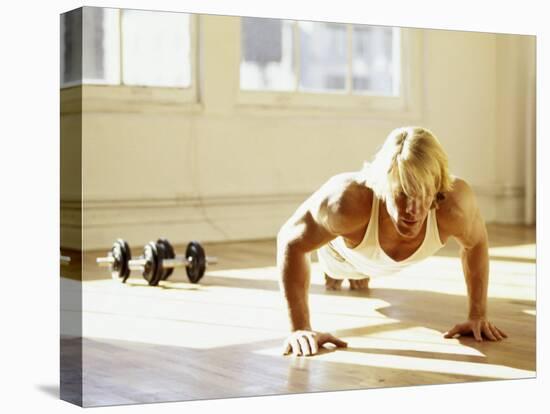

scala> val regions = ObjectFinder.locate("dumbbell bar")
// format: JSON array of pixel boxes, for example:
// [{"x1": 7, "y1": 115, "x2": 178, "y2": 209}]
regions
[
  {"x1": 128, "y1": 239, "x2": 217, "y2": 286},
  {"x1": 96, "y1": 239, "x2": 132, "y2": 282},
  {"x1": 96, "y1": 238, "x2": 215, "y2": 285}
]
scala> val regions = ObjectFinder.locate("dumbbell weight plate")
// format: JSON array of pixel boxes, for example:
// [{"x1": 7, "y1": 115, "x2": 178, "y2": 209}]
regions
[
  {"x1": 156, "y1": 238, "x2": 175, "y2": 280},
  {"x1": 112, "y1": 239, "x2": 132, "y2": 283},
  {"x1": 142, "y1": 241, "x2": 163, "y2": 286},
  {"x1": 120, "y1": 239, "x2": 132, "y2": 282},
  {"x1": 155, "y1": 242, "x2": 167, "y2": 285},
  {"x1": 185, "y1": 241, "x2": 206, "y2": 284}
]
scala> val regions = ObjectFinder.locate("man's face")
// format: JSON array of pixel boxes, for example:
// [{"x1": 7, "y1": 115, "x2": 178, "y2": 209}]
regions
[{"x1": 385, "y1": 190, "x2": 434, "y2": 238}]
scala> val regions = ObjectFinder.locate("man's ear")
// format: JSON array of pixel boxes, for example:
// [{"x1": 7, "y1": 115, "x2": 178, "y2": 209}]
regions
[{"x1": 431, "y1": 192, "x2": 445, "y2": 209}]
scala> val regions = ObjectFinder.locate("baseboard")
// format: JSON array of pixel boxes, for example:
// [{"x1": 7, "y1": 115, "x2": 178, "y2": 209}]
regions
[
  {"x1": 473, "y1": 184, "x2": 526, "y2": 225},
  {"x1": 62, "y1": 193, "x2": 307, "y2": 250},
  {"x1": 62, "y1": 186, "x2": 529, "y2": 250}
]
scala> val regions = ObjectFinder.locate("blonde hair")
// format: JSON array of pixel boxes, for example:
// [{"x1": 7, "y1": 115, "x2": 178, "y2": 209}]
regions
[{"x1": 363, "y1": 127, "x2": 454, "y2": 207}]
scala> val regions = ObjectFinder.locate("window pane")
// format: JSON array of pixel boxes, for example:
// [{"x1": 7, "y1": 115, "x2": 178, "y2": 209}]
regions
[
  {"x1": 61, "y1": 9, "x2": 82, "y2": 86},
  {"x1": 352, "y1": 26, "x2": 399, "y2": 96},
  {"x1": 61, "y1": 8, "x2": 120, "y2": 87},
  {"x1": 82, "y1": 8, "x2": 120, "y2": 85},
  {"x1": 299, "y1": 22, "x2": 347, "y2": 92},
  {"x1": 240, "y1": 18, "x2": 295, "y2": 91},
  {"x1": 122, "y1": 10, "x2": 192, "y2": 87}
]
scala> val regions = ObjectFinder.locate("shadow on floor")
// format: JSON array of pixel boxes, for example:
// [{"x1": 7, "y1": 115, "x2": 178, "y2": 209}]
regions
[{"x1": 35, "y1": 384, "x2": 59, "y2": 399}]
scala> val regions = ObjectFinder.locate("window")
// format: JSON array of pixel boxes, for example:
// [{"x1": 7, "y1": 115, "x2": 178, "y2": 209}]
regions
[
  {"x1": 240, "y1": 18, "x2": 400, "y2": 96},
  {"x1": 239, "y1": 17, "x2": 421, "y2": 118},
  {"x1": 351, "y1": 25, "x2": 399, "y2": 95},
  {"x1": 121, "y1": 10, "x2": 192, "y2": 87},
  {"x1": 300, "y1": 22, "x2": 349, "y2": 92},
  {"x1": 61, "y1": 7, "x2": 195, "y2": 90},
  {"x1": 240, "y1": 18, "x2": 295, "y2": 91}
]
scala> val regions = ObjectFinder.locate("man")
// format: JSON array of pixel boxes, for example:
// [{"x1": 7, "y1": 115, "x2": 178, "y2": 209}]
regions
[{"x1": 277, "y1": 126, "x2": 507, "y2": 357}]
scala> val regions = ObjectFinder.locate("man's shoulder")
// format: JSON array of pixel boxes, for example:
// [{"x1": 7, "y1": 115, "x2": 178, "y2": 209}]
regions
[
  {"x1": 437, "y1": 177, "x2": 478, "y2": 234},
  {"x1": 323, "y1": 172, "x2": 372, "y2": 210},
  {"x1": 319, "y1": 172, "x2": 373, "y2": 233},
  {"x1": 440, "y1": 177, "x2": 475, "y2": 211}
]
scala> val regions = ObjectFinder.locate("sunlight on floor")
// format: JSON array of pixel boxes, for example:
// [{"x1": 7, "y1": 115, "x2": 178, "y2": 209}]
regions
[
  {"x1": 64, "y1": 246, "x2": 535, "y2": 352},
  {"x1": 79, "y1": 311, "x2": 397, "y2": 350},
  {"x1": 256, "y1": 327, "x2": 536, "y2": 379},
  {"x1": 333, "y1": 326, "x2": 486, "y2": 357},
  {"x1": 488, "y1": 243, "x2": 536, "y2": 260},
  {"x1": 364, "y1": 256, "x2": 535, "y2": 301},
  {"x1": 65, "y1": 277, "x2": 397, "y2": 349},
  {"x1": 205, "y1": 255, "x2": 536, "y2": 302},
  {"x1": 308, "y1": 349, "x2": 533, "y2": 379}
]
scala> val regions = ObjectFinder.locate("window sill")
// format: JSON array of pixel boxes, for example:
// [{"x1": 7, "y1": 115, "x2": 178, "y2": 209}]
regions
[
  {"x1": 234, "y1": 28, "x2": 424, "y2": 121},
  {"x1": 234, "y1": 90, "x2": 421, "y2": 121},
  {"x1": 61, "y1": 84, "x2": 201, "y2": 115}
]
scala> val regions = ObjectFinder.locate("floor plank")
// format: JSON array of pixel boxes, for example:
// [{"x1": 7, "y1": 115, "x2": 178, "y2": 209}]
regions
[{"x1": 60, "y1": 224, "x2": 536, "y2": 407}]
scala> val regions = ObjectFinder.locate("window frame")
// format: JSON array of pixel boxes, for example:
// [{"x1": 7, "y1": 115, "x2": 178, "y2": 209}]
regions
[
  {"x1": 236, "y1": 20, "x2": 423, "y2": 120},
  {"x1": 60, "y1": 8, "x2": 200, "y2": 112}
]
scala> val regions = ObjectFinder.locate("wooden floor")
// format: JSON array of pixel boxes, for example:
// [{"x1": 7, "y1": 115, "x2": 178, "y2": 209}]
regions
[{"x1": 60, "y1": 224, "x2": 536, "y2": 407}]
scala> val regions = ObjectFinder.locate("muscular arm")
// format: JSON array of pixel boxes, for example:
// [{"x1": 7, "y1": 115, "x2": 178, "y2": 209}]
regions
[
  {"x1": 277, "y1": 174, "x2": 370, "y2": 354},
  {"x1": 441, "y1": 179, "x2": 507, "y2": 341},
  {"x1": 457, "y1": 195, "x2": 489, "y2": 320},
  {"x1": 277, "y1": 209, "x2": 334, "y2": 331}
]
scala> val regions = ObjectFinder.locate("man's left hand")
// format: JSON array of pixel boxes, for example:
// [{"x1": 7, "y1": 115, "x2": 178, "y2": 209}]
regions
[{"x1": 444, "y1": 318, "x2": 507, "y2": 341}]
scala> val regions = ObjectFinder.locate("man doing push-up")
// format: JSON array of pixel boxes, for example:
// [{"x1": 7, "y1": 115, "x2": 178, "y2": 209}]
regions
[{"x1": 277, "y1": 126, "x2": 507, "y2": 356}]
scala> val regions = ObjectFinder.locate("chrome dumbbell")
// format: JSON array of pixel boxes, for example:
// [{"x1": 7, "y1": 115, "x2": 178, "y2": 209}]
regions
[
  {"x1": 128, "y1": 239, "x2": 217, "y2": 285},
  {"x1": 95, "y1": 239, "x2": 132, "y2": 282}
]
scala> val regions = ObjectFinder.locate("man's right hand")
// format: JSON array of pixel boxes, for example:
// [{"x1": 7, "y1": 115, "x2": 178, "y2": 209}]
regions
[{"x1": 282, "y1": 330, "x2": 348, "y2": 356}]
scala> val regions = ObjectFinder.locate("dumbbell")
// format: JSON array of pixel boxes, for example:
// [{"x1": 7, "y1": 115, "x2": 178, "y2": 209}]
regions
[
  {"x1": 96, "y1": 239, "x2": 132, "y2": 282},
  {"x1": 128, "y1": 239, "x2": 216, "y2": 286},
  {"x1": 164, "y1": 239, "x2": 217, "y2": 283},
  {"x1": 60, "y1": 255, "x2": 71, "y2": 266}
]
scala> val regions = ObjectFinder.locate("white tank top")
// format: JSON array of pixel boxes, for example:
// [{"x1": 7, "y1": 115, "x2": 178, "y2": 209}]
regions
[{"x1": 329, "y1": 196, "x2": 445, "y2": 277}]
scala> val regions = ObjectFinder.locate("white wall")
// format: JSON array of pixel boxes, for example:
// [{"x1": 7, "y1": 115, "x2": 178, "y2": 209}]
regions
[
  {"x1": 495, "y1": 34, "x2": 536, "y2": 223},
  {"x1": 60, "y1": 14, "x2": 536, "y2": 250},
  {"x1": 422, "y1": 29, "x2": 498, "y2": 218}
]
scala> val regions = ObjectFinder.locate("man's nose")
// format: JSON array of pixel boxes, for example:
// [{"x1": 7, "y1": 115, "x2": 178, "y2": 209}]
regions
[{"x1": 406, "y1": 199, "x2": 419, "y2": 215}]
